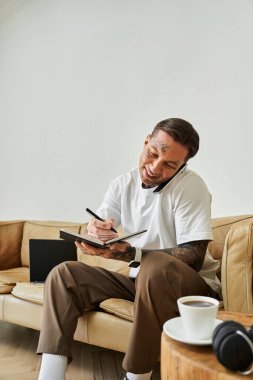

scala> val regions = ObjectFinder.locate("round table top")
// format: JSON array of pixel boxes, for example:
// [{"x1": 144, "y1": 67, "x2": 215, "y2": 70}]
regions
[{"x1": 161, "y1": 311, "x2": 253, "y2": 380}]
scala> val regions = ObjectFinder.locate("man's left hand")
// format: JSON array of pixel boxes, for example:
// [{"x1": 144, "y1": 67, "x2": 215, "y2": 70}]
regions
[{"x1": 75, "y1": 240, "x2": 133, "y2": 261}]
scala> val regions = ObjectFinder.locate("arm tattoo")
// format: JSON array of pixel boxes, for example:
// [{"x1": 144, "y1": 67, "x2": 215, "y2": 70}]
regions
[
  {"x1": 110, "y1": 241, "x2": 209, "y2": 272},
  {"x1": 143, "y1": 240, "x2": 209, "y2": 272},
  {"x1": 110, "y1": 246, "x2": 136, "y2": 262}
]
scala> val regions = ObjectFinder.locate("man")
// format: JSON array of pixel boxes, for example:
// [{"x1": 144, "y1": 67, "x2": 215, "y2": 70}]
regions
[{"x1": 37, "y1": 118, "x2": 220, "y2": 380}]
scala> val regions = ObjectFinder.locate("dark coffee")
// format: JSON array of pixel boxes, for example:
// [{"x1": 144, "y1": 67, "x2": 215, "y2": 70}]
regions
[{"x1": 183, "y1": 301, "x2": 214, "y2": 307}]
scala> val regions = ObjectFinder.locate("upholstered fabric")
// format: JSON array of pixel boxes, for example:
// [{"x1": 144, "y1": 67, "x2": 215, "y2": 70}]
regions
[
  {"x1": 0, "y1": 221, "x2": 24, "y2": 270},
  {"x1": 100, "y1": 298, "x2": 134, "y2": 322},
  {"x1": 12, "y1": 281, "x2": 44, "y2": 304},
  {"x1": 221, "y1": 217, "x2": 253, "y2": 313},
  {"x1": 209, "y1": 215, "x2": 252, "y2": 259},
  {"x1": 1, "y1": 293, "x2": 43, "y2": 330},
  {"x1": 0, "y1": 267, "x2": 29, "y2": 294},
  {"x1": 209, "y1": 215, "x2": 253, "y2": 279},
  {"x1": 12, "y1": 282, "x2": 135, "y2": 322}
]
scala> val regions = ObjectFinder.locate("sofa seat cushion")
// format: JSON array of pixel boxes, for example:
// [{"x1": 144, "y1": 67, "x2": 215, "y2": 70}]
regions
[
  {"x1": 99, "y1": 298, "x2": 134, "y2": 322},
  {"x1": 0, "y1": 267, "x2": 29, "y2": 293},
  {"x1": 11, "y1": 282, "x2": 134, "y2": 322},
  {"x1": 11, "y1": 281, "x2": 44, "y2": 304}
]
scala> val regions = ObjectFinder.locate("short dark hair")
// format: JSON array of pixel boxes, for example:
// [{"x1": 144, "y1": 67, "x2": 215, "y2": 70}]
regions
[{"x1": 151, "y1": 118, "x2": 199, "y2": 160}]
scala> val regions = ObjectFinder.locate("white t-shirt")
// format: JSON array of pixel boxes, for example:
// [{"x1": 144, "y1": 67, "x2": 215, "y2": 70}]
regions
[{"x1": 97, "y1": 165, "x2": 221, "y2": 294}]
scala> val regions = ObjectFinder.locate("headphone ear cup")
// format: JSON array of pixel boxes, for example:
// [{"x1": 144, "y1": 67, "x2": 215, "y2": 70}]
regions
[
  {"x1": 212, "y1": 321, "x2": 243, "y2": 353},
  {"x1": 212, "y1": 321, "x2": 253, "y2": 372}
]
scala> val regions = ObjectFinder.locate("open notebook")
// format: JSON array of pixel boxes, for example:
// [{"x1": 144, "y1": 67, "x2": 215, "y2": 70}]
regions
[{"x1": 59, "y1": 228, "x2": 147, "y2": 248}]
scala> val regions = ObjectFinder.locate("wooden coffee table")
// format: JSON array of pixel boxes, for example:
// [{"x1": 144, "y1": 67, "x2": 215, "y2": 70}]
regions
[{"x1": 161, "y1": 311, "x2": 253, "y2": 380}]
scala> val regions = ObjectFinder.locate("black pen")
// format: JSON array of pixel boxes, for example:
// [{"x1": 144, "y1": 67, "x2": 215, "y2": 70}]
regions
[{"x1": 86, "y1": 208, "x2": 118, "y2": 233}]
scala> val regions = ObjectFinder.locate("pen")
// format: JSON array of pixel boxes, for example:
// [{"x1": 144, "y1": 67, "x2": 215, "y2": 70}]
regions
[{"x1": 86, "y1": 208, "x2": 118, "y2": 233}]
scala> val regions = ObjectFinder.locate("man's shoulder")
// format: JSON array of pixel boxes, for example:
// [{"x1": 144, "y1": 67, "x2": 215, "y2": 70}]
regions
[
  {"x1": 161, "y1": 167, "x2": 210, "y2": 196},
  {"x1": 171, "y1": 168, "x2": 211, "y2": 201},
  {"x1": 183, "y1": 169, "x2": 209, "y2": 187},
  {"x1": 176, "y1": 167, "x2": 208, "y2": 185},
  {"x1": 109, "y1": 168, "x2": 139, "y2": 188}
]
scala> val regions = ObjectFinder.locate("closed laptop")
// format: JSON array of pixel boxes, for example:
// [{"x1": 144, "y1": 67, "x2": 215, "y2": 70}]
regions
[{"x1": 29, "y1": 239, "x2": 77, "y2": 282}]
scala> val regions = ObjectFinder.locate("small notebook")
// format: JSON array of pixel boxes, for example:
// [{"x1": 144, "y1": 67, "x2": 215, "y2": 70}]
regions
[
  {"x1": 29, "y1": 239, "x2": 77, "y2": 282},
  {"x1": 59, "y1": 228, "x2": 147, "y2": 248}
]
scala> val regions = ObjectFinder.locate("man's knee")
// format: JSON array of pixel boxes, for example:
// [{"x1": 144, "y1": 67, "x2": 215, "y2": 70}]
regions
[
  {"x1": 46, "y1": 261, "x2": 86, "y2": 287},
  {"x1": 139, "y1": 251, "x2": 180, "y2": 282}
]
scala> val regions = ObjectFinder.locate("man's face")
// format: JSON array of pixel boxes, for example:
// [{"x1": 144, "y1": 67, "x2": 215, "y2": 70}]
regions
[{"x1": 139, "y1": 130, "x2": 189, "y2": 187}]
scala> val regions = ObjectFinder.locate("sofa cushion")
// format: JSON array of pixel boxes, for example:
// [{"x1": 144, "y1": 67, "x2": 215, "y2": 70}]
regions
[
  {"x1": 221, "y1": 217, "x2": 253, "y2": 313},
  {"x1": 20, "y1": 221, "x2": 81, "y2": 267},
  {"x1": 11, "y1": 283, "x2": 135, "y2": 322},
  {"x1": 209, "y1": 215, "x2": 253, "y2": 260},
  {"x1": 0, "y1": 221, "x2": 24, "y2": 270},
  {"x1": 209, "y1": 215, "x2": 253, "y2": 280},
  {"x1": 0, "y1": 267, "x2": 29, "y2": 293},
  {"x1": 11, "y1": 281, "x2": 44, "y2": 304},
  {"x1": 99, "y1": 298, "x2": 134, "y2": 322}
]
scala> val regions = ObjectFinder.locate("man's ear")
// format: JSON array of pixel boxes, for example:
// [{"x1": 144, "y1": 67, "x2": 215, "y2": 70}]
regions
[{"x1": 144, "y1": 134, "x2": 152, "y2": 147}]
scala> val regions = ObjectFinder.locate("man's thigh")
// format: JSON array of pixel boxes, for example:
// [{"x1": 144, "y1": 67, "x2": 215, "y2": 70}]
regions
[
  {"x1": 54, "y1": 261, "x2": 136, "y2": 306},
  {"x1": 136, "y1": 251, "x2": 209, "y2": 299}
]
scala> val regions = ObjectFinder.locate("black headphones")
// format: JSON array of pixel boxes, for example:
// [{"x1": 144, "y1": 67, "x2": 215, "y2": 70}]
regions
[{"x1": 212, "y1": 320, "x2": 253, "y2": 375}]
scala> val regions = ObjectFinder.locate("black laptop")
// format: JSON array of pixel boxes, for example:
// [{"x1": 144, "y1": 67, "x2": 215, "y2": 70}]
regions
[{"x1": 29, "y1": 239, "x2": 77, "y2": 282}]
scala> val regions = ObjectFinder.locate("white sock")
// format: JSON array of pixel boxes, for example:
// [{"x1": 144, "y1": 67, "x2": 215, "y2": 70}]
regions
[
  {"x1": 126, "y1": 371, "x2": 152, "y2": 380},
  {"x1": 38, "y1": 353, "x2": 68, "y2": 380}
]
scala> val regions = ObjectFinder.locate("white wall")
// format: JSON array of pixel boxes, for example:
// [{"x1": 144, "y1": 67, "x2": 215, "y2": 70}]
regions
[{"x1": 0, "y1": 0, "x2": 252, "y2": 222}]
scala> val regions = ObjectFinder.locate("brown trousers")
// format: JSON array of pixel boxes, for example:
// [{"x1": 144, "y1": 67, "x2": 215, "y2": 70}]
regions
[{"x1": 37, "y1": 251, "x2": 212, "y2": 373}]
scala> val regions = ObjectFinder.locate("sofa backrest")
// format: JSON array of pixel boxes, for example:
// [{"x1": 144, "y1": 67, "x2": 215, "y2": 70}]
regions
[
  {"x1": 221, "y1": 216, "x2": 253, "y2": 312},
  {"x1": 0, "y1": 220, "x2": 24, "y2": 270},
  {"x1": 20, "y1": 221, "x2": 81, "y2": 267},
  {"x1": 208, "y1": 215, "x2": 253, "y2": 279},
  {"x1": 2, "y1": 216, "x2": 252, "y2": 276},
  {"x1": 19, "y1": 221, "x2": 129, "y2": 275}
]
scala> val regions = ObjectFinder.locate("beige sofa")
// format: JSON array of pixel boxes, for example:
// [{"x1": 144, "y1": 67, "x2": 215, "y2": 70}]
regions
[{"x1": 0, "y1": 215, "x2": 252, "y2": 353}]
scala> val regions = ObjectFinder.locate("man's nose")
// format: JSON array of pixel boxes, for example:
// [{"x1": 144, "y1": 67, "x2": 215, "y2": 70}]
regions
[{"x1": 151, "y1": 159, "x2": 162, "y2": 173}]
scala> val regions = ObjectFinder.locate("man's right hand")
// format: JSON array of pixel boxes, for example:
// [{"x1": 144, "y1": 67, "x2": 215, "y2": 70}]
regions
[{"x1": 87, "y1": 218, "x2": 118, "y2": 242}]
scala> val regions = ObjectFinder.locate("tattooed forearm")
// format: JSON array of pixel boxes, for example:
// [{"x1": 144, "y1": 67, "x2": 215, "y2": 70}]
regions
[
  {"x1": 143, "y1": 240, "x2": 209, "y2": 271},
  {"x1": 109, "y1": 240, "x2": 209, "y2": 272},
  {"x1": 110, "y1": 246, "x2": 136, "y2": 262}
]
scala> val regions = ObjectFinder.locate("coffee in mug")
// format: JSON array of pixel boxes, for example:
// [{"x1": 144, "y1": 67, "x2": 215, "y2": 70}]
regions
[
  {"x1": 183, "y1": 300, "x2": 214, "y2": 307},
  {"x1": 177, "y1": 295, "x2": 219, "y2": 340}
]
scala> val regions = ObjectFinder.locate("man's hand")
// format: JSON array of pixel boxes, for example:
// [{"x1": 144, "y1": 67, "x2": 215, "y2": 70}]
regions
[
  {"x1": 87, "y1": 217, "x2": 118, "y2": 242},
  {"x1": 75, "y1": 240, "x2": 135, "y2": 262}
]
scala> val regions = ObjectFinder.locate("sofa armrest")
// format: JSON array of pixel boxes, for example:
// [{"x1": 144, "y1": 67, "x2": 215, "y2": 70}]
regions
[
  {"x1": 0, "y1": 221, "x2": 24, "y2": 270},
  {"x1": 221, "y1": 217, "x2": 253, "y2": 313}
]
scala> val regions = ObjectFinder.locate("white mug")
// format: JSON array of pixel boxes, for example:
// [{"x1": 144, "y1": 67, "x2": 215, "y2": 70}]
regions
[{"x1": 177, "y1": 295, "x2": 219, "y2": 340}]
